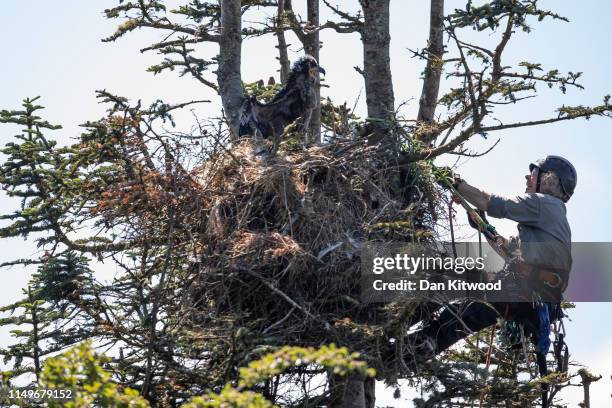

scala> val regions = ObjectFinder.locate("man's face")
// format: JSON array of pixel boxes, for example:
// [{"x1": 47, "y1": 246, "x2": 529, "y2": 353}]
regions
[{"x1": 525, "y1": 168, "x2": 538, "y2": 193}]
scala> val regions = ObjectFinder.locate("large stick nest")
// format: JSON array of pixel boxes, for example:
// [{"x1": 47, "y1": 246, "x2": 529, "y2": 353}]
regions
[{"x1": 177, "y1": 138, "x2": 441, "y2": 382}]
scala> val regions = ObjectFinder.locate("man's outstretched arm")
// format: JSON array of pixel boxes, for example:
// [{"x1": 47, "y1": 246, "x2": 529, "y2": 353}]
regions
[
  {"x1": 455, "y1": 180, "x2": 491, "y2": 211},
  {"x1": 454, "y1": 179, "x2": 510, "y2": 251}
]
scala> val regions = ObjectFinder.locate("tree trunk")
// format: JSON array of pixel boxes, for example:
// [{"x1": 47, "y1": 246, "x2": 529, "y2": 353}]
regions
[
  {"x1": 582, "y1": 382, "x2": 590, "y2": 408},
  {"x1": 218, "y1": 0, "x2": 244, "y2": 138},
  {"x1": 305, "y1": 0, "x2": 321, "y2": 145},
  {"x1": 330, "y1": 374, "x2": 373, "y2": 408},
  {"x1": 364, "y1": 376, "x2": 375, "y2": 408},
  {"x1": 359, "y1": 0, "x2": 395, "y2": 144},
  {"x1": 28, "y1": 288, "x2": 41, "y2": 382},
  {"x1": 418, "y1": 0, "x2": 445, "y2": 142},
  {"x1": 276, "y1": 0, "x2": 291, "y2": 83}
]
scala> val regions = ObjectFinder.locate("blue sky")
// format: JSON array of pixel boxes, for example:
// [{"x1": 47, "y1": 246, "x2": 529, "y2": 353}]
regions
[{"x1": 1, "y1": 1, "x2": 611, "y2": 406}]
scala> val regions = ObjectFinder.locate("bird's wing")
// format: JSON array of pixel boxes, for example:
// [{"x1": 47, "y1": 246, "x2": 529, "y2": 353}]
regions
[{"x1": 238, "y1": 98, "x2": 256, "y2": 136}]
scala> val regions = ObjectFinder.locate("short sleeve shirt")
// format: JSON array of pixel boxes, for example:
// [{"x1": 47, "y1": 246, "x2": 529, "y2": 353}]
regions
[{"x1": 487, "y1": 193, "x2": 572, "y2": 271}]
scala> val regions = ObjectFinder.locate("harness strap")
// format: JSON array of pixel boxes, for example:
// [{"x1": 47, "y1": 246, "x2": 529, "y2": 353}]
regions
[
  {"x1": 449, "y1": 201, "x2": 458, "y2": 259},
  {"x1": 514, "y1": 262, "x2": 569, "y2": 292},
  {"x1": 536, "y1": 351, "x2": 549, "y2": 408}
]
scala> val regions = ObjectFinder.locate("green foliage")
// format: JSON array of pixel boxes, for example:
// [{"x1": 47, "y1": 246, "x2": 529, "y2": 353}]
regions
[
  {"x1": 557, "y1": 97, "x2": 612, "y2": 119},
  {"x1": 320, "y1": 97, "x2": 360, "y2": 138},
  {"x1": 182, "y1": 344, "x2": 373, "y2": 408},
  {"x1": 238, "y1": 344, "x2": 375, "y2": 389},
  {"x1": 33, "y1": 252, "x2": 93, "y2": 305},
  {"x1": 0, "y1": 92, "x2": 221, "y2": 404},
  {"x1": 450, "y1": 0, "x2": 568, "y2": 32},
  {"x1": 0, "y1": 252, "x2": 96, "y2": 384},
  {"x1": 0, "y1": 288, "x2": 47, "y2": 380},
  {"x1": 243, "y1": 81, "x2": 282, "y2": 103},
  {"x1": 103, "y1": 1, "x2": 222, "y2": 91},
  {"x1": 0, "y1": 98, "x2": 66, "y2": 241},
  {"x1": 28, "y1": 342, "x2": 370, "y2": 408},
  {"x1": 184, "y1": 386, "x2": 275, "y2": 408},
  {"x1": 171, "y1": 1, "x2": 220, "y2": 24},
  {"x1": 40, "y1": 341, "x2": 149, "y2": 408}
]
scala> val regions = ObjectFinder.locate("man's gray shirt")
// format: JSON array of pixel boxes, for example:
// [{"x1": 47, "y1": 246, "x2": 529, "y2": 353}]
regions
[{"x1": 487, "y1": 193, "x2": 572, "y2": 272}]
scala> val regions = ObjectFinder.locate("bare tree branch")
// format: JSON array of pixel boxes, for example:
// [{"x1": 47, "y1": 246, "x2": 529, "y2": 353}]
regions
[{"x1": 417, "y1": 0, "x2": 445, "y2": 125}]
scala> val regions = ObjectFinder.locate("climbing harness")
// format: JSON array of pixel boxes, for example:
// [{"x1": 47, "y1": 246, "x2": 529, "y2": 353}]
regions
[
  {"x1": 499, "y1": 319, "x2": 523, "y2": 350},
  {"x1": 496, "y1": 302, "x2": 568, "y2": 408}
]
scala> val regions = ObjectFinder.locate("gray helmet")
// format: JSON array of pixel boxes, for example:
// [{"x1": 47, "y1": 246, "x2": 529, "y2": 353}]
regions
[{"x1": 529, "y1": 155, "x2": 577, "y2": 202}]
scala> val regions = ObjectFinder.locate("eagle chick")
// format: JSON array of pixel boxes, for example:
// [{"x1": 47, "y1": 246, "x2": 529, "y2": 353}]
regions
[{"x1": 239, "y1": 55, "x2": 325, "y2": 146}]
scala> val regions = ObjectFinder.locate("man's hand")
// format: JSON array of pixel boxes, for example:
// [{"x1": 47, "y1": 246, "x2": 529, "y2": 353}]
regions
[
  {"x1": 434, "y1": 167, "x2": 462, "y2": 190},
  {"x1": 437, "y1": 167, "x2": 490, "y2": 211},
  {"x1": 451, "y1": 179, "x2": 491, "y2": 212},
  {"x1": 467, "y1": 209, "x2": 488, "y2": 230},
  {"x1": 451, "y1": 173, "x2": 464, "y2": 189}
]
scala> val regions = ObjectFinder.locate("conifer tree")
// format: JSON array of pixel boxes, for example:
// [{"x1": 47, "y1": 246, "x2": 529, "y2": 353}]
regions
[{"x1": 1, "y1": 2, "x2": 611, "y2": 407}]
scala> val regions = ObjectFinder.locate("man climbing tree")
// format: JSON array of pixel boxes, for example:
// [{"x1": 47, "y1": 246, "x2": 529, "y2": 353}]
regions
[
  {"x1": 413, "y1": 155, "x2": 576, "y2": 353},
  {"x1": 408, "y1": 156, "x2": 577, "y2": 407}
]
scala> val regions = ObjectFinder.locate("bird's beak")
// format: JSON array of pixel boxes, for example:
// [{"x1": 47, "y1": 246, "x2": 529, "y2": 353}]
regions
[{"x1": 318, "y1": 66, "x2": 326, "y2": 75}]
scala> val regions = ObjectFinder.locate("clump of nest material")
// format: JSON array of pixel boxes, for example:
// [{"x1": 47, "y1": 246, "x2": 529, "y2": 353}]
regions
[{"x1": 179, "y1": 136, "x2": 441, "y2": 382}]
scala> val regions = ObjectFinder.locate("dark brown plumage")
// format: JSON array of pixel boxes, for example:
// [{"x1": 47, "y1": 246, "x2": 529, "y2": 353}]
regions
[{"x1": 239, "y1": 55, "x2": 325, "y2": 143}]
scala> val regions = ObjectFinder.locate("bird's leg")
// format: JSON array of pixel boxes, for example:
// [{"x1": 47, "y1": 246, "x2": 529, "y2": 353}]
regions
[
  {"x1": 270, "y1": 133, "x2": 280, "y2": 156},
  {"x1": 253, "y1": 128, "x2": 266, "y2": 155},
  {"x1": 299, "y1": 110, "x2": 313, "y2": 147}
]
